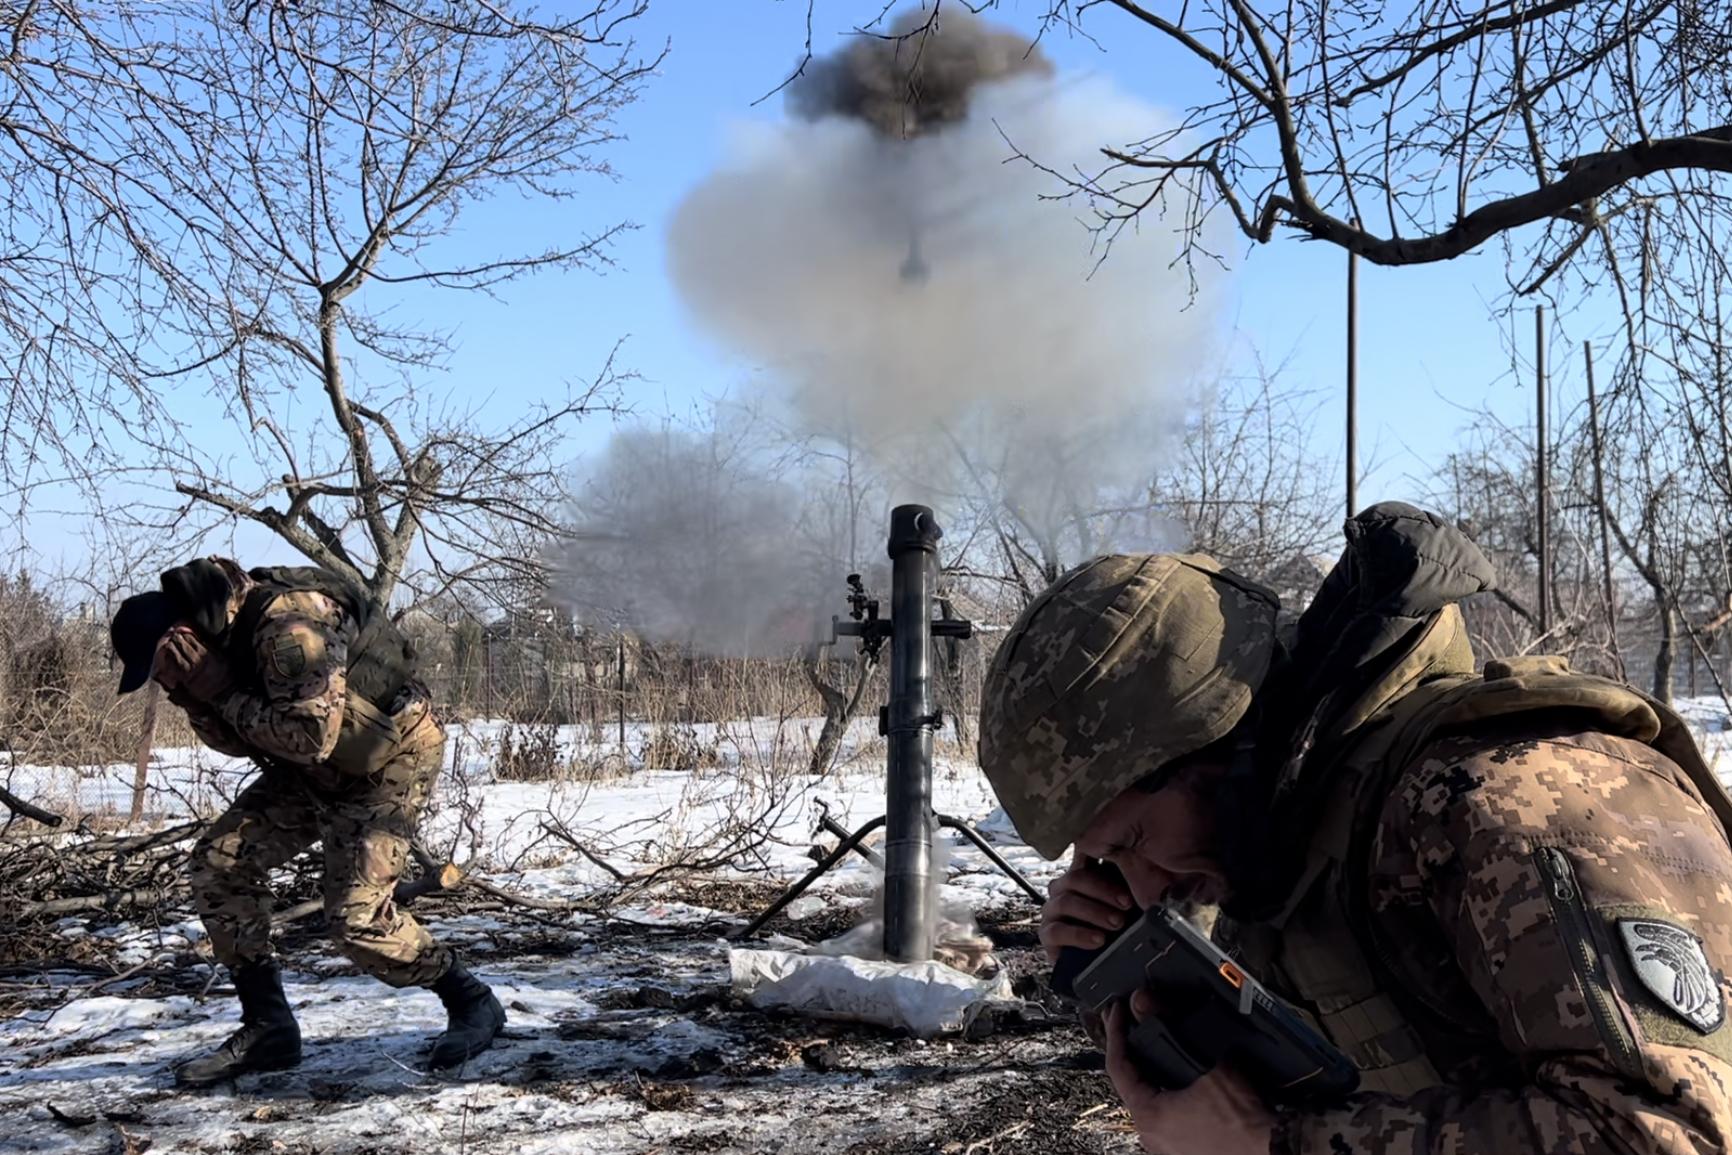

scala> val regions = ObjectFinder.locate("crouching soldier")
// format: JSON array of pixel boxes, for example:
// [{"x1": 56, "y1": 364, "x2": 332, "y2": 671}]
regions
[
  {"x1": 979, "y1": 503, "x2": 1732, "y2": 1154},
  {"x1": 110, "y1": 557, "x2": 505, "y2": 1086}
]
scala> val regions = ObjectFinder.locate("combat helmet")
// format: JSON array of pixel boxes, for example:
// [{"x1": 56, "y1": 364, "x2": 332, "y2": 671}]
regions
[{"x1": 977, "y1": 553, "x2": 1281, "y2": 860}]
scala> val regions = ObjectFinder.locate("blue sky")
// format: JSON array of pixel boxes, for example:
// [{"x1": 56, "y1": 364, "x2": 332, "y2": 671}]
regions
[
  {"x1": 447, "y1": 0, "x2": 1577, "y2": 503},
  {"x1": 13, "y1": 1, "x2": 1610, "y2": 582},
  {"x1": 497, "y1": 2, "x2": 1582, "y2": 497}
]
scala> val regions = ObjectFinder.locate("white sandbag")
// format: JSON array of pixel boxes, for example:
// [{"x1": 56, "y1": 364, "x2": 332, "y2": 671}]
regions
[
  {"x1": 973, "y1": 805, "x2": 1022, "y2": 843},
  {"x1": 728, "y1": 948, "x2": 1016, "y2": 1038}
]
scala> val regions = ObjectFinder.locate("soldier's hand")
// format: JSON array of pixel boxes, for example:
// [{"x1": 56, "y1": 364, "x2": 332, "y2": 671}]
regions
[
  {"x1": 154, "y1": 627, "x2": 232, "y2": 702},
  {"x1": 1105, "y1": 994, "x2": 1276, "y2": 1155},
  {"x1": 152, "y1": 627, "x2": 197, "y2": 690},
  {"x1": 1040, "y1": 852, "x2": 1135, "y2": 963}
]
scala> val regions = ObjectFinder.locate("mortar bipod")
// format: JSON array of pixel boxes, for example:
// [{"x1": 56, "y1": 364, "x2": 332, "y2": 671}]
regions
[{"x1": 729, "y1": 802, "x2": 1047, "y2": 943}]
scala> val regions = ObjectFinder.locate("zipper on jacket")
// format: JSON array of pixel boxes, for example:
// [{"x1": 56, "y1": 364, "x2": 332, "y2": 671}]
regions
[{"x1": 1534, "y1": 845, "x2": 1643, "y2": 1079}]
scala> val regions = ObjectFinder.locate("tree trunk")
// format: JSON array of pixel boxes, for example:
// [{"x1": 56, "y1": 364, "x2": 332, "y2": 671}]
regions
[
  {"x1": 583, "y1": 634, "x2": 600, "y2": 742},
  {"x1": 804, "y1": 647, "x2": 876, "y2": 777},
  {"x1": 1654, "y1": 597, "x2": 1677, "y2": 704},
  {"x1": 129, "y1": 682, "x2": 160, "y2": 824}
]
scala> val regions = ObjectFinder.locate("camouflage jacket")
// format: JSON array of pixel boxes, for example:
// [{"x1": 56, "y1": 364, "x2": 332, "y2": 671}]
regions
[
  {"x1": 1266, "y1": 697, "x2": 1732, "y2": 1153},
  {"x1": 186, "y1": 588, "x2": 355, "y2": 768}
]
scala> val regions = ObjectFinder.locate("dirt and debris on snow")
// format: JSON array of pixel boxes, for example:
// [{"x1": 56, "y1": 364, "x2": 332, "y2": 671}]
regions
[
  {"x1": 0, "y1": 900, "x2": 1135, "y2": 1154},
  {"x1": 0, "y1": 718, "x2": 1140, "y2": 1153}
]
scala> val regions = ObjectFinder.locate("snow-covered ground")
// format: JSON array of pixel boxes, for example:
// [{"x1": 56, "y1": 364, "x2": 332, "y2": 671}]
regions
[
  {"x1": 4, "y1": 715, "x2": 1061, "y2": 919},
  {"x1": 10, "y1": 696, "x2": 1732, "y2": 1154},
  {"x1": 1, "y1": 716, "x2": 1110, "y2": 1154}
]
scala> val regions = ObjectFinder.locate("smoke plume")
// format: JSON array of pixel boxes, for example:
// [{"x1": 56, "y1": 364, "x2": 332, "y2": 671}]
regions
[
  {"x1": 554, "y1": 421, "x2": 847, "y2": 656},
  {"x1": 666, "y1": 8, "x2": 1222, "y2": 569},
  {"x1": 785, "y1": 8, "x2": 1054, "y2": 139}
]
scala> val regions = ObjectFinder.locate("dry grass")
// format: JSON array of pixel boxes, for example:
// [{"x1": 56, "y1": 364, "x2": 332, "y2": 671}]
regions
[{"x1": 492, "y1": 722, "x2": 635, "y2": 784}]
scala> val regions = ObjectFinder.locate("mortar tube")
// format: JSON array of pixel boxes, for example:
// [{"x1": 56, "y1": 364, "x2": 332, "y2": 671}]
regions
[{"x1": 882, "y1": 504, "x2": 941, "y2": 963}]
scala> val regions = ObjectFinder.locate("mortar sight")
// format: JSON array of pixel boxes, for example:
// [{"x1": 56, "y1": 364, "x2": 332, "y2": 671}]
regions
[{"x1": 833, "y1": 573, "x2": 888, "y2": 661}]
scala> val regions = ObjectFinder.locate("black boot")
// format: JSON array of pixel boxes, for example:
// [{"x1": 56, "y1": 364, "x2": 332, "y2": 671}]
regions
[
  {"x1": 175, "y1": 960, "x2": 302, "y2": 1087},
  {"x1": 427, "y1": 962, "x2": 506, "y2": 1069}
]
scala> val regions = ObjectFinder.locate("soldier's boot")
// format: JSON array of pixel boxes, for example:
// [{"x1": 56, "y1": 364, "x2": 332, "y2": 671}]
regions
[
  {"x1": 427, "y1": 961, "x2": 506, "y2": 1069},
  {"x1": 174, "y1": 960, "x2": 302, "y2": 1087}
]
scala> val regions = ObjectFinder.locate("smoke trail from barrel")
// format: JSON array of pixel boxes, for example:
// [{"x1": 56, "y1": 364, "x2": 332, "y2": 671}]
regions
[{"x1": 666, "y1": 10, "x2": 1222, "y2": 560}]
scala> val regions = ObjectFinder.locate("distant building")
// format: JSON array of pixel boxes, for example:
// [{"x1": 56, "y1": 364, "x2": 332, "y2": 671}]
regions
[{"x1": 1265, "y1": 551, "x2": 1338, "y2": 614}]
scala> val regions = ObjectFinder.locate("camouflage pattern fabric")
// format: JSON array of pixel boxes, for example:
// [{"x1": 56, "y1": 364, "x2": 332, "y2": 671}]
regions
[
  {"x1": 210, "y1": 588, "x2": 353, "y2": 768},
  {"x1": 979, "y1": 540, "x2": 1732, "y2": 1149},
  {"x1": 174, "y1": 576, "x2": 455, "y2": 987},
  {"x1": 977, "y1": 552, "x2": 1280, "y2": 859},
  {"x1": 1268, "y1": 723, "x2": 1732, "y2": 1154},
  {"x1": 173, "y1": 692, "x2": 252, "y2": 759},
  {"x1": 187, "y1": 703, "x2": 450, "y2": 988}
]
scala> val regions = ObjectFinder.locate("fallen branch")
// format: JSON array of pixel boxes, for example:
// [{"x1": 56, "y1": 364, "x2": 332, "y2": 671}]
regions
[
  {"x1": 537, "y1": 820, "x2": 627, "y2": 880},
  {"x1": 15, "y1": 887, "x2": 179, "y2": 918},
  {"x1": 399, "y1": 860, "x2": 464, "y2": 902},
  {"x1": 2, "y1": 821, "x2": 209, "y2": 923},
  {"x1": 272, "y1": 860, "x2": 464, "y2": 926},
  {"x1": 464, "y1": 875, "x2": 605, "y2": 914},
  {"x1": 0, "y1": 784, "x2": 63, "y2": 827},
  {"x1": 84, "y1": 957, "x2": 165, "y2": 996},
  {"x1": 84, "y1": 821, "x2": 205, "y2": 855}
]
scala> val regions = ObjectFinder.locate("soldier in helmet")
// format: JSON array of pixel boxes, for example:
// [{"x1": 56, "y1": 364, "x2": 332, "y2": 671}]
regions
[
  {"x1": 110, "y1": 557, "x2": 506, "y2": 1086},
  {"x1": 979, "y1": 503, "x2": 1732, "y2": 1154}
]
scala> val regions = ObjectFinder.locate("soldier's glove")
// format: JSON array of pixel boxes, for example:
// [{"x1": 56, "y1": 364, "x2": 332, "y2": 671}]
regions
[{"x1": 154, "y1": 627, "x2": 233, "y2": 703}]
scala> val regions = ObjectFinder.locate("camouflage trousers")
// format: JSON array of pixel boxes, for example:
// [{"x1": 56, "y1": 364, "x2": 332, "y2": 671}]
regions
[{"x1": 188, "y1": 710, "x2": 452, "y2": 988}]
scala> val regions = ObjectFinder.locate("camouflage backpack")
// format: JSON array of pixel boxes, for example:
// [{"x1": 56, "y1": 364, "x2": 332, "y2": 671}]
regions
[{"x1": 228, "y1": 565, "x2": 417, "y2": 712}]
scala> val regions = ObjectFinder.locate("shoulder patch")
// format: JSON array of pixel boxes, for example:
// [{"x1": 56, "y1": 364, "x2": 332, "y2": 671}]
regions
[
  {"x1": 271, "y1": 634, "x2": 309, "y2": 678},
  {"x1": 1619, "y1": 918, "x2": 1725, "y2": 1033}
]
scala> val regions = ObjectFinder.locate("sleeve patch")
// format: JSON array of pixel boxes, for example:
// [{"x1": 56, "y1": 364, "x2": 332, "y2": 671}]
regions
[
  {"x1": 1620, "y1": 918, "x2": 1725, "y2": 1034},
  {"x1": 271, "y1": 634, "x2": 313, "y2": 678}
]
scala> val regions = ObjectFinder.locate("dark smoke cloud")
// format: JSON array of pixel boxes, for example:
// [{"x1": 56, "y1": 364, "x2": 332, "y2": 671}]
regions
[
  {"x1": 786, "y1": 8, "x2": 1054, "y2": 138},
  {"x1": 555, "y1": 416, "x2": 889, "y2": 656},
  {"x1": 556, "y1": 423, "x2": 809, "y2": 655}
]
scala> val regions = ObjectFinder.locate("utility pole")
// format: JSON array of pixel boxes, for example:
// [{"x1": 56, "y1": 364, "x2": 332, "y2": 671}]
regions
[
  {"x1": 1346, "y1": 234, "x2": 1358, "y2": 519},
  {"x1": 617, "y1": 632, "x2": 627, "y2": 750},
  {"x1": 1536, "y1": 306, "x2": 1549, "y2": 643},
  {"x1": 1584, "y1": 341, "x2": 1625, "y2": 680}
]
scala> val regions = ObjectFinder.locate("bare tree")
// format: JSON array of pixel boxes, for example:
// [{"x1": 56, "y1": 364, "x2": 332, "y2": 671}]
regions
[
  {"x1": 10, "y1": 2, "x2": 660, "y2": 614},
  {"x1": 931, "y1": 346, "x2": 1339, "y2": 607},
  {"x1": 1431, "y1": 407, "x2": 1612, "y2": 666},
  {"x1": 1149, "y1": 353, "x2": 1339, "y2": 589},
  {"x1": 0, "y1": 1, "x2": 210, "y2": 497},
  {"x1": 817, "y1": 1, "x2": 1732, "y2": 292},
  {"x1": 1592, "y1": 360, "x2": 1732, "y2": 704},
  {"x1": 785, "y1": 425, "x2": 889, "y2": 776},
  {"x1": 1430, "y1": 325, "x2": 1732, "y2": 701}
]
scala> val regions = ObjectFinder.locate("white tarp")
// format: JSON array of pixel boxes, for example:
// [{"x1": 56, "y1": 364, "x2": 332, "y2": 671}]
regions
[{"x1": 728, "y1": 948, "x2": 1017, "y2": 1038}]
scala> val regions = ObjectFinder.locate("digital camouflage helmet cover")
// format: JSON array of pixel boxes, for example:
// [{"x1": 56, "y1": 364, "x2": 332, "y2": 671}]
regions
[{"x1": 977, "y1": 553, "x2": 1281, "y2": 859}]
